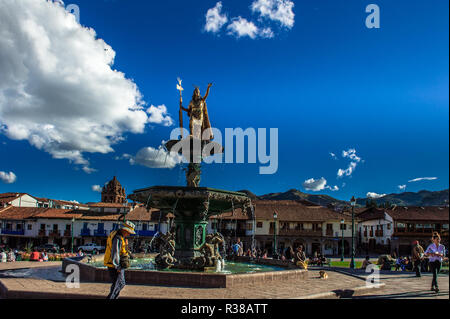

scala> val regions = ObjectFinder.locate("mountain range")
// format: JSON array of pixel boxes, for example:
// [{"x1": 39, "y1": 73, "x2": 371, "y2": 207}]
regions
[{"x1": 237, "y1": 188, "x2": 449, "y2": 208}]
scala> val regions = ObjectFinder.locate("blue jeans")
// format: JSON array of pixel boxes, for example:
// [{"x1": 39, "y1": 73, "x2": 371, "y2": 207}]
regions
[
  {"x1": 107, "y1": 268, "x2": 126, "y2": 299},
  {"x1": 430, "y1": 260, "x2": 441, "y2": 289}
]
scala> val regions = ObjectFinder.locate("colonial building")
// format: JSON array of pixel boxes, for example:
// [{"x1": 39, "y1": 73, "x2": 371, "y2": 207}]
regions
[
  {"x1": 0, "y1": 205, "x2": 171, "y2": 250},
  {"x1": 101, "y1": 176, "x2": 127, "y2": 204},
  {"x1": 209, "y1": 200, "x2": 356, "y2": 256},
  {"x1": 0, "y1": 193, "x2": 38, "y2": 208},
  {"x1": 357, "y1": 206, "x2": 449, "y2": 255}
]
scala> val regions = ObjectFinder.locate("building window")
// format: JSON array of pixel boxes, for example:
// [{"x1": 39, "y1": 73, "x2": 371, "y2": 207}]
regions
[
  {"x1": 53, "y1": 224, "x2": 58, "y2": 231},
  {"x1": 66, "y1": 224, "x2": 71, "y2": 231},
  {"x1": 40, "y1": 224, "x2": 45, "y2": 230},
  {"x1": 142, "y1": 223, "x2": 148, "y2": 231},
  {"x1": 247, "y1": 223, "x2": 253, "y2": 230},
  {"x1": 27, "y1": 224, "x2": 32, "y2": 230},
  {"x1": 387, "y1": 223, "x2": 391, "y2": 230},
  {"x1": 256, "y1": 222, "x2": 263, "y2": 228}
]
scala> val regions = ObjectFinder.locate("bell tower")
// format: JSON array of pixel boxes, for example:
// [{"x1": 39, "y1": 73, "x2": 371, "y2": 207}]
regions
[{"x1": 101, "y1": 176, "x2": 127, "y2": 203}]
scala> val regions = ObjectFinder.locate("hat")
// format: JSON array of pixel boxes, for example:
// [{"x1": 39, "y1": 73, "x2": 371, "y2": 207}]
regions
[{"x1": 119, "y1": 221, "x2": 136, "y2": 235}]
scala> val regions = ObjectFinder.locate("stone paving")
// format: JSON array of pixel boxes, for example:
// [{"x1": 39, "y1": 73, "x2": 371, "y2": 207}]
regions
[
  {"x1": 349, "y1": 271, "x2": 449, "y2": 299},
  {"x1": 1, "y1": 261, "x2": 448, "y2": 299},
  {"x1": 0, "y1": 264, "x2": 370, "y2": 299}
]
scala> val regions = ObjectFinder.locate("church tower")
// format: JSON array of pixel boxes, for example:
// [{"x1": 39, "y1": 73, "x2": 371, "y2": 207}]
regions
[{"x1": 101, "y1": 176, "x2": 127, "y2": 204}]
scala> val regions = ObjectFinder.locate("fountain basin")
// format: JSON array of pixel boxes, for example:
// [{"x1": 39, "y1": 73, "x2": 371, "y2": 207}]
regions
[{"x1": 62, "y1": 254, "x2": 307, "y2": 288}]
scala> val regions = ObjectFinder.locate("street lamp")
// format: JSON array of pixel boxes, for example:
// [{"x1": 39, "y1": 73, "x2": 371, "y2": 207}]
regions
[
  {"x1": 340, "y1": 219, "x2": 345, "y2": 262},
  {"x1": 350, "y1": 196, "x2": 356, "y2": 269},
  {"x1": 273, "y1": 211, "x2": 278, "y2": 259},
  {"x1": 71, "y1": 217, "x2": 75, "y2": 254}
]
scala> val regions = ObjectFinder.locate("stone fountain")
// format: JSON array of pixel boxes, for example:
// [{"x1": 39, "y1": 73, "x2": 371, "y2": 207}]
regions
[{"x1": 128, "y1": 80, "x2": 253, "y2": 271}]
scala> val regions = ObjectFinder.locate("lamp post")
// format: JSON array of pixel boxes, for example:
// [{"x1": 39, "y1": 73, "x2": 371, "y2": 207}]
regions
[
  {"x1": 350, "y1": 196, "x2": 356, "y2": 269},
  {"x1": 340, "y1": 219, "x2": 345, "y2": 262},
  {"x1": 273, "y1": 211, "x2": 278, "y2": 259},
  {"x1": 71, "y1": 217, "x2": 75, "y2": 254}
]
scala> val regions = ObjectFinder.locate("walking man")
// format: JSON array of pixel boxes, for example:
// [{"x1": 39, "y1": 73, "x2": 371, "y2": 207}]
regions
[
  {"x1": 104, "y1": 221, "x2": 136, "y2": 299},
  {"x1": 424, "y1": 232, "x2": 445, "y2": 293},
  {"x1": 411, "y1": 240, "x2": 424, "y2": 277}
]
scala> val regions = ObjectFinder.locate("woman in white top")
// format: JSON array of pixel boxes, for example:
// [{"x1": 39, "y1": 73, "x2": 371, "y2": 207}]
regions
[{"x1": 424, "y1": 232, "x2": 446, "y2": 293}]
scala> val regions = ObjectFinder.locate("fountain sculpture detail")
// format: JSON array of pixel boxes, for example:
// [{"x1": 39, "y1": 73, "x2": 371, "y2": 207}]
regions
[{"x1": 128, "y1": 80, "x2": 252, "y2": 270}]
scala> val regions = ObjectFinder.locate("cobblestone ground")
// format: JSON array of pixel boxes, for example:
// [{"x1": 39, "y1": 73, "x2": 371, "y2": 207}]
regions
[
  {"x1": 1, "y1": 262, "x2": 448, "y2": 299},
  {"x1": 0, "y1": 264, "x2": 369, "y2": 299},
  {"x1": 351, "y1": 271, "x2": 449, "y2": 299}
]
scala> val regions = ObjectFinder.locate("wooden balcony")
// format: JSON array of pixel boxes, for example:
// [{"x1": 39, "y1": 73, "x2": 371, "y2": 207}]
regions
[
  {"x1": 375, "y1": 230, "x2": 384, "y2": 237},
  {"x1": 276, "y1": 229, "x2": 322, "y2": 237},
  {"x1": 49, "y1": 230, "x2": 61, "y2": 237},
  {"x1": 393, "y1": 229, "x2": 435, "y2": 237}
]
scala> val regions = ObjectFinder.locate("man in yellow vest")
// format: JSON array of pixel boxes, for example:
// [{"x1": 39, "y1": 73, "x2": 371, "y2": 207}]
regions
[{"x1": 104, "y1": 220, "x2": 135, "y2": 299}]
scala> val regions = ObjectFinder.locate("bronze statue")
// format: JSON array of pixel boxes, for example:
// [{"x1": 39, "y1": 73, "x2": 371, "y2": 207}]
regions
[{"x1": 177, "y1": 79, "x2": 214, "y2": 141}]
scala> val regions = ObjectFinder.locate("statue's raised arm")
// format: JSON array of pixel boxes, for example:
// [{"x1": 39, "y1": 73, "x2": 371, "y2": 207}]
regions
[{"x1": 203, "y1": 83, "x2": 213, "y2": 101}]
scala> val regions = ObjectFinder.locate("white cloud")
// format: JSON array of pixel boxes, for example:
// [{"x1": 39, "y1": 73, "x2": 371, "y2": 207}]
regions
[
  {"x1": 330, "y1": 152, "x2": 337, "y2": 160},
  {"x1": 366, "y1": 192, "x2": 386, "y2": 199},
  {"x1": 204, "y1": 2, "x2": 228, "y2": 33},
  {"x1": 337, "y1": 148, "x2": 363, "y2": 178},
  {"x1": 408, "y1": 177, "x2": 438, "y2": 183},
  {"x1": 398, "y1": 184, "x2": 406, "y2": 191},
  {"x1": 342, "y1": 148, "x2": 362, "y2": 162},
  {"x1": 0, "y1": 0, "x2": 164, "y2": 173},
  {"x1": 227, "y1": 17, "x2": 260, "y2": 39},
  {"x1": 302, "y1": 177, "x2": 339, "y2": 192},
  {"x1": 91, "y1": 185, "x2": 102, "y2": 192},
  {"x1": 204, "y1": 0, "x2": 294, "y2": 39},
  {"x1": 146, "y1": 105, "x2": 173, "y2": 127},
  {"x1": 251, "y1": 0, "x2": 295, "y2": 28},
  {"x1": 125, "y1": 146, "x2": 183, "y2": 169},
  {"x1": 337, "y1": 162, "x2": 357, "y2": 178},
  {"x1": 0, "y1": 171, "x2": 17, "y2": 184}
]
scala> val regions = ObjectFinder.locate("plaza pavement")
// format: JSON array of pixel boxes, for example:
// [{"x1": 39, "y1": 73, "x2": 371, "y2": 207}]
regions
[{"x1": 0, "y1": 261, "x2": 448, "y2": 299}]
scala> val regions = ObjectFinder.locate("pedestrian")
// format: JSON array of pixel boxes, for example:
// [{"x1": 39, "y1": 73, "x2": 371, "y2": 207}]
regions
[
  {"x1": 0, "y1": 249, "x2": 7, "y2": 263},
  {"x1": 361, "y1": 256, "x2": 372, "y2": 269},
  {"x1": 424, "y1": 232, "x2": 446, "y2": 293},
  {"x1": 104, "y1": 220, "x2": 136, "y2": 299},
  {"x1": 294, "y1": 246, "x2": 307, "y2": 269},
  {"x1": 411, "y1": 240, "x2": 424, "y2": 277}
]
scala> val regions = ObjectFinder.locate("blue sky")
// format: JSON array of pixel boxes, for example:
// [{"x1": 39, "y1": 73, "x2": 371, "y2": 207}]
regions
[{"x1": 0, "y1": 0, "x2": 448, "y2": 203}]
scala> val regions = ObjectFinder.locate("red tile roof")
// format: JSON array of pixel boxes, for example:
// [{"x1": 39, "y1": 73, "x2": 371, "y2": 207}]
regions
[
  {"x1": 0, "y1": 206, "x2": 44, "y2": 220},
  {"x1": 87, "y1": 202, "x2": 129, "y2": 208},
  {"x1": 387, "y1": 206, "x2": 449, "y2": 222},
  {"x1": 212, "y1": 200, "x2": 353, "y2": 222}
]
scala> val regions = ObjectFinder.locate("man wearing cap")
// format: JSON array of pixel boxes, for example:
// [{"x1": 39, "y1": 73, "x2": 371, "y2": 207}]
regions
[
  {"x1": 104, "y1": 220, "x2": 135, "y2": 299},
  {"x1": 411, "y1": 240, "x2": 424, "y2": 277}
]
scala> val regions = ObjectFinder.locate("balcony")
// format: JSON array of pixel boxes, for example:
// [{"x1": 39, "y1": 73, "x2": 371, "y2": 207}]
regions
[
  {"x1": 80, "y1": 228, "x2": 91, "y2": 236},
  {"x1": 276, "y1": 229, "x2": 322, "y2": 237},
  {"x1": 38, "y1": 229, "x2": 47, "y2": 237},
  {"x1": 64, "y1": 230, "x2": 72, "y2": 237},
  {"x1": 49, "y1": 230, "x2": 61, "y2": 237},
  {"x1": 1, "y1": 229, "x2": 25, "y2": 236},
  {"x1": 134, "y1": 230, "x2": 157, "y2": 237},
  {"x1": 375, "y1": 230, "x2": 384, "y2": 237},
  {"x1": 326, "y1": 230, "x2": 333, "y2": 237},
  {"x1": 393, "y1": 229, "x2": 435, "y2": 237},
  {"x1": 94, "y1": 229, "x2": 107, "y2": 237}
]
